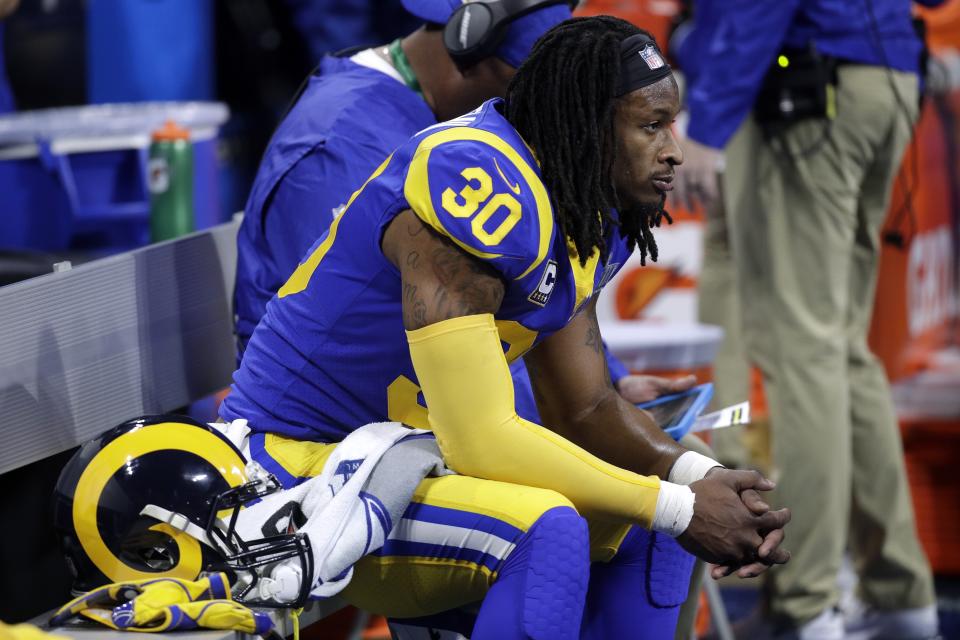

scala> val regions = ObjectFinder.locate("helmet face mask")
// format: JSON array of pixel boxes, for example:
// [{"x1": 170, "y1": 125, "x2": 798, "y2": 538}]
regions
[
  {"x1": 54, "y1": 415, "x2": 314, "y2": 608},
  {"x1": 202, "y1": 474, "x2": 315, "y2": 607}
]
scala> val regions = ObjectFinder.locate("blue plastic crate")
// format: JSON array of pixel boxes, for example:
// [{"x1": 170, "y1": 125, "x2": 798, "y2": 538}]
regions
[{"x1": 0, "y1": 102, "x2": 228, "y2": 251}]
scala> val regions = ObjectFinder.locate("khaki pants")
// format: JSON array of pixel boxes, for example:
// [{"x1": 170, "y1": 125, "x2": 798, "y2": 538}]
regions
[
  {"x1": 698, "y1": 194, "x2": 753, "y2": 469},
  {"x1": 720, "y1": 65, "x2": 934, "y2": 625}
]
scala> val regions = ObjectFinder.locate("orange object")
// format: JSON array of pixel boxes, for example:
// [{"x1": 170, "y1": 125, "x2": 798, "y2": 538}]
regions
[
  {"x1": 616, "y1": 266, "x2": 674, "y2": 319},
  {"x1": 631, "y1": 365, "x2": 712, "y2": 384},
  {"x1": 575, "y1": 0, "x2": 682, "y2": 52},
  {"x1": 868, "y1": 94, "x2": 958, "y2": 382},
  {"x1": 748, "y1": 367, "x2": 768, "y2": 421},
  {"x1": 694, "y1": 588, "x2": 712, "y2": 637},
  {"x1": 900, "y1": 418, "x2": 960, "y2": 574},
  {"x1": 152, "y1": 119, "x2": 191, "y2": 142},
  {"x1": 614, "y1": 266, "x2": 698, "y2": 320},
  {"x1": 915, "y1": 0, "x2": 960, "y2": 53},
  {"x1": 360, "y1": 615, "x2": 392, "y2": 640}
]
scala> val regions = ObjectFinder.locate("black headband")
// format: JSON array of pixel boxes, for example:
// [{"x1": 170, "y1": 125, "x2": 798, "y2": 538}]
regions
[{"x1": 615, "y1": 34, "x2": 673, "y2": 97}]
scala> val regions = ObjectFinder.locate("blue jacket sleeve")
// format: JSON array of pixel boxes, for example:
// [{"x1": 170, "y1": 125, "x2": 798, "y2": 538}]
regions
[
  {"x1": 263, "y1": 136, "x2": 385, "y2": 284},
  {"x1": 263, "y1": 147, "x2": 337, "y2": 284},
  {"x1": 686, "y1": 0, "x2": 802, "y2": 149}
]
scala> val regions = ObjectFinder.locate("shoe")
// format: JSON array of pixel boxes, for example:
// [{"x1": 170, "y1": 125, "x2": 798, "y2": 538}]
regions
[
  {"x1": 781, "y1": 607, "x2": 845, "y2": 640},
  {"x1": 844, "y1": 602, "x2": 939, "y2": 640},
  {"x1": 727, "y1": 606, "x2": 843, "y2": 640}
]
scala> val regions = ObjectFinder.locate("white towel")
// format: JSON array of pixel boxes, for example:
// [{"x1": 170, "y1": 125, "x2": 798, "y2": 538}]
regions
[{"x1": 233, "y1": 422, "x2": 448, "y2": 602}]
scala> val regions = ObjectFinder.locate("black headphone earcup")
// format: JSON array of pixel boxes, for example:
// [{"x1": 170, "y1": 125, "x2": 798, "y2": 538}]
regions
[{"x1": 444, "y1": 2, "x2": 496, "y2": 65}]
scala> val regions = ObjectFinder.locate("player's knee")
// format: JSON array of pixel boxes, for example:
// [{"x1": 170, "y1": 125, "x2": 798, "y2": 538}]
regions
[
  {"x1": 498, "y1": 506, "x2": 588, "y2": 583},
  {"x1": 526, "y1": 506, "x2": 589, "y2": 571},
  {"x1": 518, "y1": 486, "x2": 577, "y2": 528},
  {"x1": 527, "y1": 505, "x2": 586, "y2": 546}
]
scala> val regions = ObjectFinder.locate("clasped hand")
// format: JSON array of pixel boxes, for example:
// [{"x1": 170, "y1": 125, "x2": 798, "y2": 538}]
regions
[
  {"x1": 616, "y1": 374, "x2": 790, "y2": 576},
  {"x1": 679, "y1": 467, "x2": 791, "y2": 579}
]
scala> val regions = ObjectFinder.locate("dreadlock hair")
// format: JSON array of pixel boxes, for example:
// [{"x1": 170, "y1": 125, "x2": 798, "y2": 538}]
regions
[{"x1": 504, "y1": 16, "x2": 671, "y2": 266}]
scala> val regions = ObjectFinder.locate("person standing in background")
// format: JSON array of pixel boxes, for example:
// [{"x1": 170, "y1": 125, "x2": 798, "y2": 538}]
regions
[
  {"x1": 0, "y1": 0, "x2": 20, "y2": 113},
  {"x1": 674, "y1": 0, "x2": 944, "y2": 638}
]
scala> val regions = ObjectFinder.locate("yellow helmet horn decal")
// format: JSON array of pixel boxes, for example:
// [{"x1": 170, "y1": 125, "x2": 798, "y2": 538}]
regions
[
  {"x1": 72, "y1": 422, "x2": 246, "y2": 582},
  {"x1": 145, "y1": 522, "x2": 203, "y2": 580}
]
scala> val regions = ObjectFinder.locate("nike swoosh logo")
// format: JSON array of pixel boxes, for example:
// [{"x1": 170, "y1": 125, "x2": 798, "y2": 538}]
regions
[{"x1": 493, "y1": 157, "x2": 521, "y2": 195}]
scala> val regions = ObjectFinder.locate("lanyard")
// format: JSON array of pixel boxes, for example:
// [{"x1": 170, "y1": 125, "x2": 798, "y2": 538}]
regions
[{"x1": 388, "y1": 39, "x2": 424, "y2": 99}]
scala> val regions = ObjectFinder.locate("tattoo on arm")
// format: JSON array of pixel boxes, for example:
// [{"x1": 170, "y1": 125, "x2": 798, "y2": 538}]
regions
[
  {"x1": 402, "y1": 282, "x2": 427, "y2": 328},
  {"x1": 406, "y1": 220, "x2": 427, "y2": 236},
  {"x1": 389, "y1": 211, "x2": 505, "y2": 330},
  {"x1": 585, "y1": 325, "x2": 602, "y2": 354},
  {"x1": 584, "y1": 306, "x2": 603, "y2": 354},
  {"x1": 419, "y1": 241, "x2": 503, "y2": 324}
]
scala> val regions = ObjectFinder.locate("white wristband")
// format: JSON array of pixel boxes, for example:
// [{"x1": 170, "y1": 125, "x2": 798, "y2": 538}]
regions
[
  {"x1": 652, "y1": 481, "x2": 695, "y2": 537},
  {"x1": 669, "y1": 451, "x2": 722, "y2": 486}
]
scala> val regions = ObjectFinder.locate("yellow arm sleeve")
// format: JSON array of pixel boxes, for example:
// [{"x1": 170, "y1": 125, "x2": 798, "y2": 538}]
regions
[{"x1": 406, "y1": 314, "x2": 660, "y2": 526}]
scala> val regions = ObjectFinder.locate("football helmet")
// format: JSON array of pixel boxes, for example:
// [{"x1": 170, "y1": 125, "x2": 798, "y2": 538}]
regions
[{"x1": 53, "y1": 415, "x2": 314, "y2": 606}]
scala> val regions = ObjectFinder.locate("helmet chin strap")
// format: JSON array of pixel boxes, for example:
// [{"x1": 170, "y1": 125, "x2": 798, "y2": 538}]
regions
[
  {"x1": 140, "y1": 462, "x2": 276, "y2": 553},
  {"x1": 139, "y1": 504, "x2": 226, "y2": 551}
]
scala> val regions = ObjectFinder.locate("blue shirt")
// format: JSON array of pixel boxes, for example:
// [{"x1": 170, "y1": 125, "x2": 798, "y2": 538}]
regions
[
  {"x1": 221, "y1": 99, "x2": 635, "y2": 442},
  {"x1": 684, "y1": 0, "x2": 940, "y2": 149}
]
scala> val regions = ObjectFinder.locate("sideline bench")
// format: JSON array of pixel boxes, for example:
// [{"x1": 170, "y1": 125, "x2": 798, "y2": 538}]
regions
[
  {"x1": 2, "y1": 220, "x2": 339, "y2": 635},
  {"x1": 1, "y1": 221, "x2": 237, "y2": 476}
]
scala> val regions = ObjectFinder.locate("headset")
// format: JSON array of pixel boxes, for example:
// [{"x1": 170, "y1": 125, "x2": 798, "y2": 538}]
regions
[{"x1": 443, "y1": 0, "x2": 578, "y2": 68}]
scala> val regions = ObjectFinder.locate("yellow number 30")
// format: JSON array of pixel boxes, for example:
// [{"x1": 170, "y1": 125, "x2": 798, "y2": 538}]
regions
[{"x1": 440, "y1": 167, "x2": 522, "y2": 247}]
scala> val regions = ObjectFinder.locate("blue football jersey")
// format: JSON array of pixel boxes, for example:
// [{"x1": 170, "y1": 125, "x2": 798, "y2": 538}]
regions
[{"x1": 221, "y1": 99, "x2": 635, "y2": 442}]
